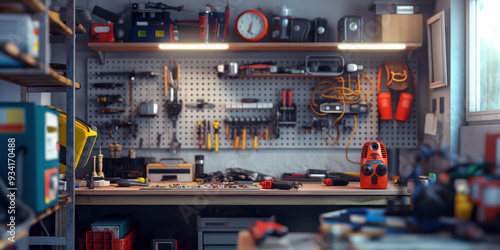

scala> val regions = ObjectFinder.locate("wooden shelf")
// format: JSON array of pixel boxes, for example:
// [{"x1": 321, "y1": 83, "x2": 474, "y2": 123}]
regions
[
  {"x1": 75, "y1": 23, "x2": 86, "y2": 34},
  {"x1": 88, "y1": 42, "x2": 422, "y2": 52},
  {"x1": 49, "y1": 11, "x2": 72, "y2": 35},
  {"x1": 0, "y1": 0, "x2": 45, "y2": 13},
  {"x1": 0, "y1": 42, "x2": 80, "y2": 89},
  {"x1": 0, "y1": 1, "x2": 73, "y2": 35},
  {"x1": 0, "y1": 42, "x2": 42, "y2": 68},
  {"x1": 0, "y1": 196, "x2": 72, "y2": 249},
  {"x1": 0, "y1": 68, "x2": 81, "y2": 89}
]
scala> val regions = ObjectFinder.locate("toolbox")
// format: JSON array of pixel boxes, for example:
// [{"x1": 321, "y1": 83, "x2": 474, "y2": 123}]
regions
[
  {"x1": 147, "y1": 158, "x2": 193, "y2": 182},
  {"x1": 91, "y1": 217, "x2": 133, "y2": 239},
  {"x1": 0, "y1": 14, "x2": 39, "y2": 66},
  {"x1": 0, "y1": 103, "x2": 59, "y2": 213},
  {"x1": 47, "y1": 106, "x2": 98, "y2": 174},
  {"x1": 130, "y1": 25, "x2": 174, "y2": 42},
  {"x1": 80, "y1": 229, "x2": 136, "y2": 250},
  {"x1": 197, "y1": 216, "x2": 275, "y2": 250}
]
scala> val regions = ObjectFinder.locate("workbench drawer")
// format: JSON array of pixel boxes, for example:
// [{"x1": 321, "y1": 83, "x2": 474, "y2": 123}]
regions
[
  {"x1": 204, "y1": 246, "x2": 236, "y2": 250},
  {"x1": 203, "y1": 232, "x2": 239, "y2": 244}
]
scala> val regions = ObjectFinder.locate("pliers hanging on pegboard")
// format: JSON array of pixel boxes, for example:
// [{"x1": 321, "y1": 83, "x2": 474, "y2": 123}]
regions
[{"x1": 165, "y1": 59, "x2": 182, "y2": 153}]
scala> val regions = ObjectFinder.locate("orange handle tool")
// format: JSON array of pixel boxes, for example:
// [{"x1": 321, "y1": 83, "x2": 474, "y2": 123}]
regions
[
  {"x1": 288, "y1": 89, "x2": 292, "y2": 107},
  {"x1": 282, "y1": 89, "x2": 286, "y2": 107},
  {"x1": 242, "y1": 129, "x2": 246, "y2": 150}
]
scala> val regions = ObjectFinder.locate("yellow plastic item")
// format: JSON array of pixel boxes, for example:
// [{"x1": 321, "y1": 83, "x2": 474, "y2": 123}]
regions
[
  {"x1": 49, "y1": 11, "x2": 60, "y2": 19},
  {"x1": 455, "y1": 193, "x2": 474, "y2": 220},
  {"x1": 213, "y1": 121, "x2": 219, "y2": 152},
  {"x1": 46, "y1": 106, "x2": 97, "y2": 174}
]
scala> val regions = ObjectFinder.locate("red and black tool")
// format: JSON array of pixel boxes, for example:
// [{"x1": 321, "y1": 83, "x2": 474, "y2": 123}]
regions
[
  {"x1": 282, "y1": 89, "x2": 287, "y2": 107},
  {"x1": 199, "y1": 5, "x2": 212, "y2": 42},
  {"x1": 277, "y1": 88, "x2": 296, "y2": 130},
  {"x1": 240, "y1": 63, "x2": 277, "y2": 75},
  {"x1": 249, "y1": 221, "x2": 288, "y2": 244},
  {"x1": 287, "y1": 89, "x2": 293, "y2": 107},
  {"x1": 260, "y1": 179, "x2": 302, "y2": 190},
  {"x1": 323, "y1": 177, "x2": 349, "y2": 186},
  {"x1": 360, "y1": 141, "x2": 388, "y2": 189},
  {"x1": 223, "y1": 4, "x2": 230, "y2": 40}
]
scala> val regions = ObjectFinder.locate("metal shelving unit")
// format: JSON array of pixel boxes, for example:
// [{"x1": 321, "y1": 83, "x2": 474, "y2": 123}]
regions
[
  {"x1": 0, "y1": 0, "x2": 80, "y2": 90},
  {"x1": 0, "y1": 0, "x2": 76, "y2": 248}
]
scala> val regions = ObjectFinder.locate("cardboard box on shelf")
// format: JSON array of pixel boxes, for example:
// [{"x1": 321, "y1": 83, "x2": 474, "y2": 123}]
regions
[{"x1": 376, "y1": 14, "x2": 423, "y2": 43}]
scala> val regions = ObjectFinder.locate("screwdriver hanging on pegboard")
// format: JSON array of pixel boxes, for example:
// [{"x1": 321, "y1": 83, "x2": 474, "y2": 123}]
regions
[
  {"x1": 213, "y1": 121, "x2": 219, "y2": 152},
  {"x1": 234, "y1": 118, "x2": 240, "y2": 150},
  {"x1": 241, "y1": 118, "x2": 247, "y2": 150},
  {"x1": 207, "y1": 120, "x2": 212, "y2": 151},
  {"x1": 197, "y1": 120, "x2": 202, "y2": 150}
]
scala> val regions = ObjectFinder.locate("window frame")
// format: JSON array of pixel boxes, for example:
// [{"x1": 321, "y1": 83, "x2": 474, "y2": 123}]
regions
[{"x1": 466, "y1": 0, "x2": 500, "y2": 122}]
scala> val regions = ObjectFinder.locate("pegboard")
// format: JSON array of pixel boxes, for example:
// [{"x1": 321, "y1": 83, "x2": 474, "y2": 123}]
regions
[{"x1": 87, "y1": 57, "x2": 418, "y2": 150}]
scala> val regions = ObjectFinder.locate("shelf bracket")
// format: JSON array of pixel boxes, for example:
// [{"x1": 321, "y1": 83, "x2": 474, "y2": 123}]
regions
[
  {"x1": 20, "y1": 87, "x2": 28, "y2": 102},
  {"x1": 406, "y1": 50, "x2": 414, "y2": 62},
  {"x1": 98, "y1": 50, "x2": 105, "y2": 65}
]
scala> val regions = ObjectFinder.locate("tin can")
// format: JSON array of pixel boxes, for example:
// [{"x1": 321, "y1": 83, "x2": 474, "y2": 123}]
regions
[{"x1": 199, "y1": 5, "x2": 211, "y2": 42}]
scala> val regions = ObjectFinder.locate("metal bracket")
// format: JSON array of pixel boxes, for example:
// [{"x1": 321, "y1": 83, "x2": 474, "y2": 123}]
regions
[
  {"x1": 98, "y1": 50, "x2": 105, "y2": 65},
  {"x1": 28, "y1": 236, "x2": 66, "y2": 246}
]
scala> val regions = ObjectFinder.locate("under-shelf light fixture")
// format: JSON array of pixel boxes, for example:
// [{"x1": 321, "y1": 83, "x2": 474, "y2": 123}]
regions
[
  {"x1": 158, "y1": 43, "x2": 229, "y2": 50},
  {"x1": 337, "y1": 43, "x2": 406, "y2": 50}
]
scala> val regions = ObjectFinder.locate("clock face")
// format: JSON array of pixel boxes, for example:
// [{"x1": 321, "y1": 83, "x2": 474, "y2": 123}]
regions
[{"x1": 236, "y1": 10, "x2": 268, "y2": 41}]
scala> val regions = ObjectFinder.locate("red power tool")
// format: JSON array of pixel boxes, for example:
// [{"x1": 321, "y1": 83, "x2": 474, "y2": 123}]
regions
[
  {"x1": 249, "y1": 221, "x2": 288, "y2": 244},
  {"x1": 260, "y1": 179, "x2": 302, "y2": 190},
  {"x1": 360, "y1": 141, "x2": 388, "y2": 189}
]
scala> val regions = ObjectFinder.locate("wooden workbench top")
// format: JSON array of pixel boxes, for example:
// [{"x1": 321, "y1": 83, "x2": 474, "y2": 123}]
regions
[
  {"x1": 75, "y1": 182, "x2": 407, "y2": 206},
  {"x1": 75, "y1": 182, "x2": 405, "y2": 196}
]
